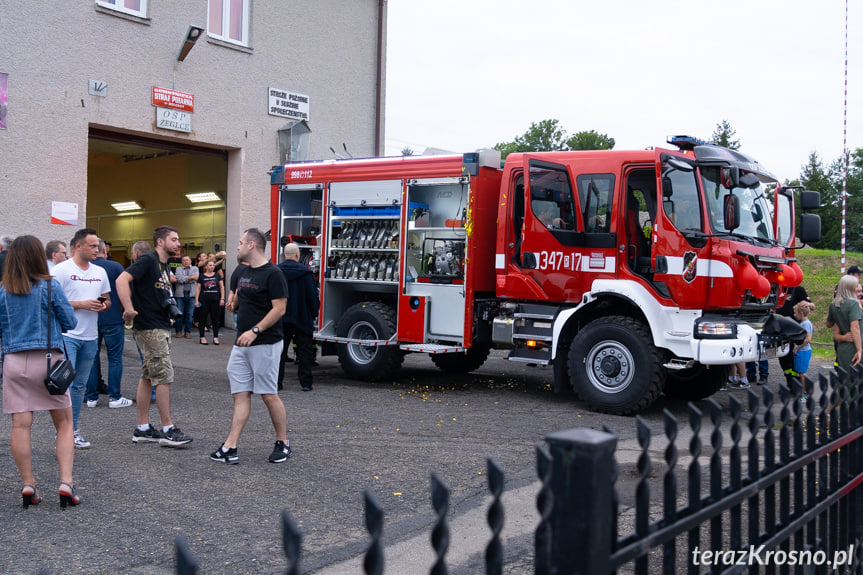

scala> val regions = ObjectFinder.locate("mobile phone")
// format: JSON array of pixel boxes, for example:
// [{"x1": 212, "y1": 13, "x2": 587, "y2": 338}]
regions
[{"x1": 97, "y1": 296, "x2": 107, "y2": 303}]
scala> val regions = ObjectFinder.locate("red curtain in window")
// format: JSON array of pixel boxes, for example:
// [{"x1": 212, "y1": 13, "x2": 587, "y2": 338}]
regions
[
  {"x1": 229, "y1": 0, "x2": 243, "y2": 41},
  {"x1": 209, "y1": 0, "x2": 223, "y2": 36}
]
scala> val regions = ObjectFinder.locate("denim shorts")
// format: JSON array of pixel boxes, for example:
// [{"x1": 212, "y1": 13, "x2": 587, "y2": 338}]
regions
[{"x1": 134, "y1": 328, "x2": 174, "y2": 385}]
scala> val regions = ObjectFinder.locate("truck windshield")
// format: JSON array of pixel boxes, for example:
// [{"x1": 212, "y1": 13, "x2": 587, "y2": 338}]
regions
[{"x1": 700, "y1": 166, "x2": 775, "y2": 243}]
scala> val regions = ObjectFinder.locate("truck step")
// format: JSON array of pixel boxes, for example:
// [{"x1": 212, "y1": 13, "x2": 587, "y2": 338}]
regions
[
  {"x1": 508, "y1": 347, "x2": 551, "y2": 365},
  {"x1": 399, "y1": 344, "x2": 465, "y2": 354}
]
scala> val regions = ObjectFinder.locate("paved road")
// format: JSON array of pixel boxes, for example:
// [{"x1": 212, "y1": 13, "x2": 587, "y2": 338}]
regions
[{"x1": 0, "y1": 332, "x2": 832, "y2": 574}]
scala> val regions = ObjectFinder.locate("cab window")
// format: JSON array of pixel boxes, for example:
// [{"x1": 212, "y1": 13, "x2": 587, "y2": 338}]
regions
[
  {"x1": 576, "y1": 174, "x2": 615, "y2": 233},
  {"x1": 529, "y1": 163, "x2": 576, "y2": 230},
  {"x1": 662, "y1": 169, "x2": 702, "y2": 232}
]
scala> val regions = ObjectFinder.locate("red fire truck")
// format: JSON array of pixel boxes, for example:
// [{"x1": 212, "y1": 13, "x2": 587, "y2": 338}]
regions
[{"x1": 269, "y1": 137, "x2": 820, "y2": 414}]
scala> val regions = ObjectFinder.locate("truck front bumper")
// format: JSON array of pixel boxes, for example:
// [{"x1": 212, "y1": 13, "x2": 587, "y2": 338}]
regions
[{"x1": 691, "y1": 322, "x2": 790, "y2": 365}]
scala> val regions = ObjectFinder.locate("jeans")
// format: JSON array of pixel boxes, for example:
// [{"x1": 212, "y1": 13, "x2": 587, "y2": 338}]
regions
[
  {"x1": 64, "y1": 336, "x2": 98, "y2": 431},
  {"x1": 86, "y1": 323, "x2": 126, "y2": 401},
  {"x1": 746, "y1": 360, "x2": 769, "y2": 381},
  {"x1": 176, "y1": 295, "x2": 195, "y2": 335}
]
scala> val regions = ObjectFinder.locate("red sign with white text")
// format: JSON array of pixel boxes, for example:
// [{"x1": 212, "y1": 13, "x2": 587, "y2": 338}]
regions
[{"x1": 152, "y1": 87, "x2": 195, "y2": 113}]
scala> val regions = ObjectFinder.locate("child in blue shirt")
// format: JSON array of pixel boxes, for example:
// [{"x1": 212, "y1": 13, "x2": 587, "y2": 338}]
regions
[{"x1": 792, "y1": 301, "x2": 813, "y2": 403}]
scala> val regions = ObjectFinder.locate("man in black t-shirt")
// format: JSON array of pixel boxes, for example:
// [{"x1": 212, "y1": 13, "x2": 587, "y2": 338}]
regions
[
  {"x1": 116, "y1": 225, "x2": 193, "y2": 448},
  {"x1": 211, "y1": 228, "x2": 291, "y2": 465}
]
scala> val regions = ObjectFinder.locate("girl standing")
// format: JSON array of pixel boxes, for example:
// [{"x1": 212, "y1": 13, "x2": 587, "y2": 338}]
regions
[{"x1": 196, "y1": 260, "x2": 224, "y2": 345}]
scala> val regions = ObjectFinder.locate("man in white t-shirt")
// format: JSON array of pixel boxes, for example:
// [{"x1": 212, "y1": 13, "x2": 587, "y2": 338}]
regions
[{"x1": 53, "y1": 228, "x2": 111, "y2": 449}]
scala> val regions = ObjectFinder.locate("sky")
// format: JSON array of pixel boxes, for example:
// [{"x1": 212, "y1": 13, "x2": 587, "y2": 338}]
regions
[{"x1": 384, "y1": 0, "x2": 862, "y2": 182}]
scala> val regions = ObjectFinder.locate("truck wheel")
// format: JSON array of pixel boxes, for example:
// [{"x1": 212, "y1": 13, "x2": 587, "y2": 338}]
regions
[
  {"x1": 664, "y1": 364, "x2": 728, "y2": 401},
  {"x1": 567, "y1": 316, "x2": 664, "y2": 415},
  {"x1": 336, "y1": 302, "x2": 403, "y2": 381},
  {"x1": 431, "y1": 344, "x2": 491, "y2": 373}
]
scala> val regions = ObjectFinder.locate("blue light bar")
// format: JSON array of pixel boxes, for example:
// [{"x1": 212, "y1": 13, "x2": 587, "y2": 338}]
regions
[{"x1": 667, "y1": 135, "x2": 711, "y2": 150}]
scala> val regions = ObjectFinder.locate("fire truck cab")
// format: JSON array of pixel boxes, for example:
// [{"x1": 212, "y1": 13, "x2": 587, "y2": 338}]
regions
[{"x1": 270, "y1": 138, "x2": 820, "y2": 414}]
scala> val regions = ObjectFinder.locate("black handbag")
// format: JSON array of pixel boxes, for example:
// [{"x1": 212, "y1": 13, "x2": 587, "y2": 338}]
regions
[{"x1": 44, "y1": 281, "x2": 76, "y2": 395}]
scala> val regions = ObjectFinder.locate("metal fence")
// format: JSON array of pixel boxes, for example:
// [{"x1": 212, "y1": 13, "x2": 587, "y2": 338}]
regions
[{"x1": 174, "y1": 370, "x2": 863, "y2": 574}]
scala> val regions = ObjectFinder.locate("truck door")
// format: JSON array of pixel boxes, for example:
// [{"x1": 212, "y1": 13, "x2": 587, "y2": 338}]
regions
[
  {"x1": 651, "y1": 150, "x2": 710, "y2": 308},
  {"x1": 517, "y1": 159, "x2": 586, "y2": 302}
]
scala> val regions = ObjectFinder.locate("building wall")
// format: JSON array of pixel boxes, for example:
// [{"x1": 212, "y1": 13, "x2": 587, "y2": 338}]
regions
[{"x1": 0, "y1": 0, "x2": 385, "y2": 256}]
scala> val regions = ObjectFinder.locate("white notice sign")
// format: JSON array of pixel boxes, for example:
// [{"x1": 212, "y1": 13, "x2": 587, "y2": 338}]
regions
[
  {"x1": 268, "y1": 87, "x2": 310, "y2": 120},
  {"x1": 156, "y1": 106, "x2": 192, "y2": 133},
  {"x1": 51, "y1": 201, "x2": 79, "y2": 226}
]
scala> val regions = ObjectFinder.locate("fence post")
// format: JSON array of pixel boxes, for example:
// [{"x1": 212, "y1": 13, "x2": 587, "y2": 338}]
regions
[{"x1": 545, "y1": 427, "x2": 617, "y2": 575}]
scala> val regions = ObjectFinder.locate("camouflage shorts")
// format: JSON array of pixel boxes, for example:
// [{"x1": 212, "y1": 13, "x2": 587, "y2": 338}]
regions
[{"x1": 133, "y1": 328, "x2": 174, "y2": 385}]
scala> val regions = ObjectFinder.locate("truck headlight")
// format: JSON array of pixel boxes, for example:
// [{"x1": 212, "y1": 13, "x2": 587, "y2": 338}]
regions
[{"x1": 695, "y1": 320, "x2": 738, "y2": 339}]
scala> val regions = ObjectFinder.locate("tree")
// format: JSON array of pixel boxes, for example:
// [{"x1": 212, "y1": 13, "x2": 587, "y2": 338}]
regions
[
  {"x1": 566, "y1": 130, "x2": 615, "y2": 151},
  {"x1": 710, "y1": 120, "x2": 741, "y2": 150},
  {"x1": 493, "y1": 119, "x2": 568, "y2": 158},
  {"x1": 401, "y1": 147, "x2": 415, "y2": 156},
  {"x1": 493, "y1": 120, "x2": 615, "y2": 159},
  {"x1": 792, "y1": 152, "x2": 840, "y2": 249}
]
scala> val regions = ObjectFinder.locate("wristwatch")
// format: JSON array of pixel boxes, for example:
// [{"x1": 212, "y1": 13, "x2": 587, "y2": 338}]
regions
[{"x1": 251, "y1": 326, "x2": 260, "y2": 335}]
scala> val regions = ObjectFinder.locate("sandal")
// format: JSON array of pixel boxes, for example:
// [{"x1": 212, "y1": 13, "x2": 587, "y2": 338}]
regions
[
  {"x1": 59, "y1": 482, "x2": 80, "y2": 508},
  {"x1": 22, "y1": 484, "x2": 42, "y2": 509},
  {"x1": 200, "y1": 338, "x2": 208, "y2": 345}
]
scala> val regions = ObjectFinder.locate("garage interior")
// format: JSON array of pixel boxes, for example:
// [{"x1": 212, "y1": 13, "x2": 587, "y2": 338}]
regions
[{"x1": 86, "y1": 129, "x2": 228, "y2": 267}]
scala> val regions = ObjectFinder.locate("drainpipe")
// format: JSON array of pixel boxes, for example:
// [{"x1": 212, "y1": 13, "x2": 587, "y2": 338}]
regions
[{"x1": 375, "y1": 0, "x2": 387, "y2": 156}]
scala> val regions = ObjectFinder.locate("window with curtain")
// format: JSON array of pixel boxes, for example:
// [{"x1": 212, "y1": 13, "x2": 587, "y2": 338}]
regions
[
  {"x1": 208, "y1": 0, "x2": 249, "y2": 46},
  {"x1": 96, "y1": 0, "x2": 147, "y2": 18}
]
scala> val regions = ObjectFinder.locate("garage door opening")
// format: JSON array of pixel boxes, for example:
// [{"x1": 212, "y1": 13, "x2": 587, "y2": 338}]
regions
[{"x1": 87, "y1": 128, "x2": 228, "y2": 267}]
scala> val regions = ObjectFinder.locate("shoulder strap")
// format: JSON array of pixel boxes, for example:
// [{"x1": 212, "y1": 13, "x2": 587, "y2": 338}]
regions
[{"x1": 46, "y1": 281, "x2": 53, "y2": 369}]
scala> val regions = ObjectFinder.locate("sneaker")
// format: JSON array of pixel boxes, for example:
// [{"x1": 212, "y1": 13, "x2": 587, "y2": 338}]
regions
[
  {"x1": 735, "y1": 379, "x2": 751, "y2": 390},
  {"x1": 86, "y1": 399, "x2": 98, "y2": 408},
  {"x1": 132, "y1": 424, "x2": 163, "y2": 443},
  {"x1": 159, "y1": 426, "x2": 193, "y2": 447},
  {"x1": 268, "y1": 440, "x2": 293, "y2": 463},
  {"x1": 800, "y1": 393, "x2": 809, "y2": 403},
  {"x1": 210, "y1": 444, "x2": 239, "y2": 464},
  {"x1": 109, "y1": 396, "x2": 134, "y2": 409},
  {"x1": 301, "y1": 384, "x2": 313, "y2": 392},
  {"x1": 73, "y1": 430, "x2": 91, "y2": 449}
]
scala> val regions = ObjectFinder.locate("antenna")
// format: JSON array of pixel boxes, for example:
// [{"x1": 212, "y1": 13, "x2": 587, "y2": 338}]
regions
[
  {"x1": 342, "y1": 143, "x2": 354, "y2": 158},
  {"x1": 329, "y1": 146, "x2": 345, "y2": 160}
]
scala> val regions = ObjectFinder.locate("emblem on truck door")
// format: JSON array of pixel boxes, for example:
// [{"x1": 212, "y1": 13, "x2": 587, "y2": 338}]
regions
[{"x1": 682, "y1": 251, "x2": 697, "y2": 283}]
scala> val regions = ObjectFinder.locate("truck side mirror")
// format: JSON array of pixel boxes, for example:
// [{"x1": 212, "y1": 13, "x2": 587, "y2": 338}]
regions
[
  {"x1": 721, "y1": 166, "x2": 740, "y2": 189},
  {"x1": 723, "y1": 194, "x2": 740, "y2": 231},
  {"x1": 798, "y1": 213, "x2": 821, "y2": 244},
  {"x1": 799, "y1": 190, "x2": 821, "y2": 210}
]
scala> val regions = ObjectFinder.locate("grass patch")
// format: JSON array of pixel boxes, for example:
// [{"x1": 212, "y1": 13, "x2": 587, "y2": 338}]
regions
[{"x1": 795, "y1": 249, "x2": 863, "y2": 346}]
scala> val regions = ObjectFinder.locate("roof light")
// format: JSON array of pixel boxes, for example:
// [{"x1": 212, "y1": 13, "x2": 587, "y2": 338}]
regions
[
  {"x1": 111, "y1": 201, "x2": 143, "y2": 212},
  {"x1": 186, "y1": 192, "x2": 222, "y2": 203}
]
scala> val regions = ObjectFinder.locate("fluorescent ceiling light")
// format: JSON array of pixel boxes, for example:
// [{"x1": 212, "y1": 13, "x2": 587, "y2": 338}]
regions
[
  {"x1": 111, "y1": 201, "x2": 143, "y2": 212},
  {"x1": 186, "y1": 192, "x2": 222, "y2": 203}
]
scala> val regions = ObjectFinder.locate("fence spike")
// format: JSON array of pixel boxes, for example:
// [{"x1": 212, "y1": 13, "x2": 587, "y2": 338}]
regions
[
  {"x1": 281, "y1": 509, "x2": 302, "y2": 575},
  {"x1": 363, "y1": 490, "x2": 384, "y2": 575},
  {"x1": 602, "y1": 424, "x2": 620, "y2": 554},
  {"x1": 485, "y1": 459, "x2": 504, "y2": 575},
  {"x1": 430, "y1": 472, "x2": 450, "y2": 575},
  {"x1": 535, "y1": 445, "x2": 553, "y2": 575},
  {"x1": 662, "y1": 409, "x2": 678, "y2": 575},
  {"x1": 175, "y1": 534, "x2": 199, "y2": 575}
]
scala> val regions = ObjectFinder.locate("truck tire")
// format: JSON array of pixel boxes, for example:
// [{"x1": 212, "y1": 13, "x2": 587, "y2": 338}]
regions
[
  {"x1": 567, "y1": 316, "x2": 664, "y2": 415},
  {"x1": 430, "y1": 344, "x2": 491, "y2": 373},
  {"x1": 336, "y1": 302, "x2": 403, "y2": 381},
  {"x1": 664, "y1": 364, "x2": 728, "y2": 401}
]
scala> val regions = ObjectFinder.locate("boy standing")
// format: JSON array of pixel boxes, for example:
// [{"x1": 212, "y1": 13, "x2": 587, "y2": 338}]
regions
[{"x1": 792, "y1": 301, "x2": 814, "y2": 403}]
